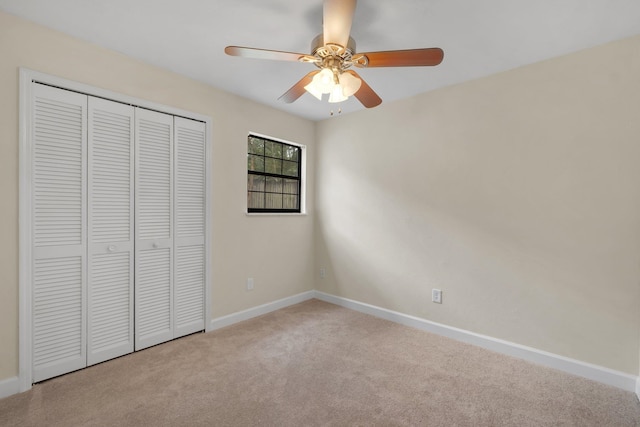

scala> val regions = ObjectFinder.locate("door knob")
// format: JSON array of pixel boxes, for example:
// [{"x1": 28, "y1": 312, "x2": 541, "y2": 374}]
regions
[
  {"x1": 152, "y1": 242, "x2": 159, "y2": 248},
  {"x1": 108, "y1": 245, "x2": 116, "y2": 252}
]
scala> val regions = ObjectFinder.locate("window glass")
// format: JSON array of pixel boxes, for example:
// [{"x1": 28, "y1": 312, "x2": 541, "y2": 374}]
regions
[
  {"x1": 265, "y1": 140, "x2": 282, "y2": 158},
  {"x1": 248, "y1": 137, "x2": 264, "y2": 155},
  {"x1": 265, "y1": 157, "x2": 282, "y2": 175},
  {"x1": 282, "y1": 160, "x2": 299, "y2": 177},
  {"x1": 248, "y1": 154, "x2": 264, "y2": 172}
]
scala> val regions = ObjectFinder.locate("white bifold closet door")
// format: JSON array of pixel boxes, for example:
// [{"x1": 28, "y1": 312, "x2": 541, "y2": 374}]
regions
[
  {"x1": 134, "y1": 108, "x2": 175, "y2": 350},
  {"x1": 30, "y1": 82, "x2": 207, "y2": 381},
  {"x1": 31, "y1": 84, "x2": 87, "y2": 382},
  {"x1": 174, "y1": 117, "x2": 206, "y2": 338},
  {"x1": 134, "y1": 112, "x2": 207, "y2": 349},
  {"x1": 87, "y1": 97, "x2": 135, "y2": 365}
]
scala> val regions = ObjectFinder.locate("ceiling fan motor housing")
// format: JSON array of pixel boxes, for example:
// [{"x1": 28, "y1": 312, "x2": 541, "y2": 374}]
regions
[{"x1": 310, "y1": 34, "x2": 358, "y2": 71}]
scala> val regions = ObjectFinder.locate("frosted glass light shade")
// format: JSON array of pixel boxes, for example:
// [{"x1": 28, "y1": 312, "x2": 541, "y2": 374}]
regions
[
  {"x1": 304, "y1": 81, "x2": 323, "y2": 100},
  {"x1": 339, "y1": 72, "x2": 362, "y2": 97},
  {"x1": 315, "y1": 68, "x2": 334, "y2": 93},
  {"x1": 328, "y1": 84, "x2": 348, "y2": 103}
]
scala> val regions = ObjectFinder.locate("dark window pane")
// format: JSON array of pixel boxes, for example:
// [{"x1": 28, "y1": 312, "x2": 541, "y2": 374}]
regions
[
  {"x1": 248, "y1": 175, "x2": 265, "y2": 192},
  {"x1": 266, "y1": 177, "x2": 282, "y2": 193},
  {"x1": 248, "y1": 137, "x2": 264, "y2": 155},
  {"x1": 248, "y1": 154, "x2": 264, "y2": 172},
  {"x1": 283, "y1": 179, "x2": 298, "y2": 195},
  {"x1": 265, "y1": 141, "x2": 283, "y2": 159},
  {"x1": 282, "y1": 160, "x2": 299, "y2": 177},
  {"x1": 248, "y1": 191, "x2": 264, "y2": 209},
  {"x1": 265, "y1": 157, "x2": 282, "y2": 174},
  {"x1": 283, "y1": 145, "x2": 299, "y2": 161},
  {"x1": 265, "y1": 193, "x2": 283, "y2": 209}
]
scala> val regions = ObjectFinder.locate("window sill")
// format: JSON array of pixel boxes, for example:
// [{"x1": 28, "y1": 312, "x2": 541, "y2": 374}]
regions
[{"x1": 245, "y1": 212, "x2": 307, "y2": 217}]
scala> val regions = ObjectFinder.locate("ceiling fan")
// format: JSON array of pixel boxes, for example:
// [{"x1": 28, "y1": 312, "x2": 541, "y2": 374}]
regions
[{"x1": 225, "y1": 0, "x2": 444, "y2": 109}]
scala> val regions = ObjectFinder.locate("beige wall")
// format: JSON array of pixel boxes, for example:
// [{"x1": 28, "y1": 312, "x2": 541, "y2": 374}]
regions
[
  {"x1": 0, "y1": 11, "x2": 315, "y2": 380},
  {"x1": 315, "y1": 35, "x2": 640, "y2": 375}
]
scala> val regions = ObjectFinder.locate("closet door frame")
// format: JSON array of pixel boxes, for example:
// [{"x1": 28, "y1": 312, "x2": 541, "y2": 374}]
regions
[{"x1": 18, "y1": 68, "x2": 212, "y2": 392}]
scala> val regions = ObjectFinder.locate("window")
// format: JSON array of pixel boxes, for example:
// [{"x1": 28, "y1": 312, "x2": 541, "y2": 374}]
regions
[{"x1": 247, "y1": 134, "x2": 302, "y2": 213}]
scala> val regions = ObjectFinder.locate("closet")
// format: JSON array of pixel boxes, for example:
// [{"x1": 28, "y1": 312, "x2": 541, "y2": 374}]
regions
[{"x1": 30, "y1": 83, "x2": 207, "y2": 382}]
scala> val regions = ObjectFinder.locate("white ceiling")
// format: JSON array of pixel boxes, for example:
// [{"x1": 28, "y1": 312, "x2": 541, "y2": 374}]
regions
[{"x1": 2, "y1": 0, "x2": 639, "y2": 121}]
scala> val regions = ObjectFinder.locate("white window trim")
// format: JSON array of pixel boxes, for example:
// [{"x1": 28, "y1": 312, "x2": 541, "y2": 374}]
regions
[
  {"x1": 18, "y1": 68, "x2": 213, "y2": 392},
  {"x1": 246, "y1": 132, "x2": 307, "y2": 215}
]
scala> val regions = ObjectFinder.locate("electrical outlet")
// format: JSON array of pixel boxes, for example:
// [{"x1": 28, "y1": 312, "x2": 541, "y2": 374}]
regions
[
  {"x1": 320, "y1": 268, "x2": 326, "y2": 279},
  {"x1": 432, "y1": 289, "x2": 442, "y2": 304},
  {"x1": 247, "y1": 278, "x2": 254, "y2": 291}
]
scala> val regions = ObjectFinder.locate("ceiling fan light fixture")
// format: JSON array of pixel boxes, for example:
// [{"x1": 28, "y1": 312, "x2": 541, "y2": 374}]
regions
[{"x1": 305, "y1": 67, "x2": 345, "y2": 101}]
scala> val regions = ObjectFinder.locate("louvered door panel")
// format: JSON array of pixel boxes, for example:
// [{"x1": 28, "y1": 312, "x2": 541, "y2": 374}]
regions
[
  {"x1": 137, "y1": 248, "x2": 171, "y2": 337},
  {"x1": 32, "y1": 84, "x2": 87, "y2": 382},
  {"x1": 175, "y1": 120, "x2": 206, "y2": 238},
  {"x1": 137, "y1": 117, "x2": 172, "y2": 241},
  {"x1": 175, "y1": 245, "x2": 204, "y2": 334},
  {"x1": 174, "y1": 118, "x2": 206, "y2": 337},
  {"x1": 33, "y1": 257, "x2": 83, "y2": 373},
  {"x1": 135, "y1": 108, "x2": 174, "y2": 350},
  {"x1": 87, "y1": 97, "x2": 135, "y2": 365}
]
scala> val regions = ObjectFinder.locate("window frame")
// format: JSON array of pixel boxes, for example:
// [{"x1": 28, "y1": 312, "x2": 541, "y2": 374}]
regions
[{"x1": 247, "y1": 133, "x2": 305, "y2": 214}]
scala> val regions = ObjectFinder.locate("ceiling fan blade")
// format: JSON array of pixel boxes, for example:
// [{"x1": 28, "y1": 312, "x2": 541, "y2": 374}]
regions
[
  {"x1": 345, "y1": 70, "x2": 382, "y2": 108},
  {"x1": 323, "y1": 0, "x2": 357, "y2": 48},
  {"x1": 278, "y1": 71, "x2": 320, "y2": 103},
  {"x1": 355, "y1": 48, "x2": 444, "y2": 68},
  {"x1": 225, "y1": 46, "x2": 309, "y2": 62}
]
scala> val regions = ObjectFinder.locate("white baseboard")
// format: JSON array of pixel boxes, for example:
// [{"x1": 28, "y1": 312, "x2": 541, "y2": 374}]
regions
[
  {"x1": 0, "y1": 376, "x2": 20, "y2": 400},
  {"x1": 210, "y1": 291, "x2": 315, "y2": 331},
  {"x1": 313, "y1": 291, "x2": 638, "y2": 393}
]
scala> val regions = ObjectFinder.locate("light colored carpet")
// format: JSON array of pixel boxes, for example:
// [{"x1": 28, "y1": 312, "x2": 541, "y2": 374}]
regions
[{"x1": 1, "y1": 299, "x2": 639, "y2": 426}]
